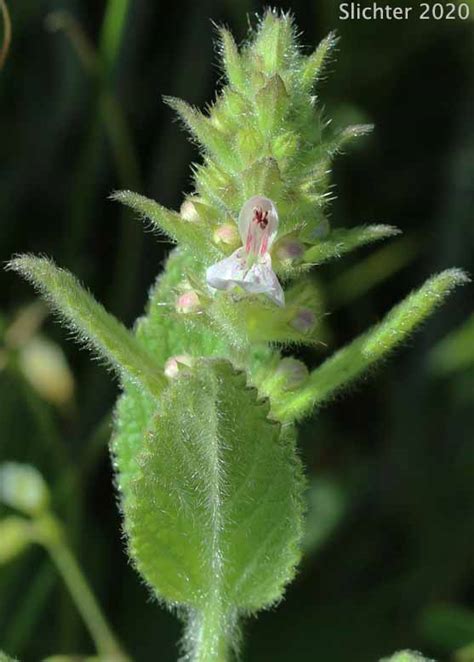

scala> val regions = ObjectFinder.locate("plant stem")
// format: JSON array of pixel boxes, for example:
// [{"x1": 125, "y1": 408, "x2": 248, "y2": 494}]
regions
[
  {"x1": 37, "y1": 514, "x2": 128, "y2": 661},
  {"x1": 189, "y1": 602, "x2": 234, "y2": 662}
]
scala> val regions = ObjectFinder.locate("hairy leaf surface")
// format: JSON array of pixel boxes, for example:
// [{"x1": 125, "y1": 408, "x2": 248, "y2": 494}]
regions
[{"x1": 122, "y1": 359, "x2": 304, "y2": 612}]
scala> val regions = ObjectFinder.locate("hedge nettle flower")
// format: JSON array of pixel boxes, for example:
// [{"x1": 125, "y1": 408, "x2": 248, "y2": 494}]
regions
[{"x1": 206, "y1": 196, "x2": 285, "y2": 307}]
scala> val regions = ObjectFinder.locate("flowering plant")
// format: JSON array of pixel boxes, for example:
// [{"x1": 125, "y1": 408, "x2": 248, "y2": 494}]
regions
[{"x1": 6, "y1": 10, "x2": 467, "y2": 661}]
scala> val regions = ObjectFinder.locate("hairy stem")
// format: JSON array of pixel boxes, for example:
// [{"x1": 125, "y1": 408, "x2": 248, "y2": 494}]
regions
[{"x1": 187, "y1": 602, "x2": 234, "y2": 662}]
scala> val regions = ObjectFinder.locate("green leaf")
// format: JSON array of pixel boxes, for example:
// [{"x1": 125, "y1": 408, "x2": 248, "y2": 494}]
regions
[
  {"x1": 112, "y1": 190, "x2": 217, "y2": 260},
  {"x1": 303, "y1": 224, "x2": 400, "y2": 265},
  {"x1": 275, "y1": 269, "x2": 469, "y2": 421},
  {"x1": 379, "y1": 652, "x2": 435, "y2": 662},
  {"x1": 7, "y1": 256, "x2": 166, "y2": 396},
  {"x1": 120, "y1": 359, "x2": 304, "y2": 622}
]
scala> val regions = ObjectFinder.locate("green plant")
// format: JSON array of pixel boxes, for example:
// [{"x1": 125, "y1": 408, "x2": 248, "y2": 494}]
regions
[{"x1": 6, "y1": 10, "x2": 468, "y2": 661}]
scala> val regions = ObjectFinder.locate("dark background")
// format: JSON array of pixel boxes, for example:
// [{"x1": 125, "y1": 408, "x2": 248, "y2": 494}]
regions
[{"x1": 0, "y1": 1, "x2": 473, "y2": 660}]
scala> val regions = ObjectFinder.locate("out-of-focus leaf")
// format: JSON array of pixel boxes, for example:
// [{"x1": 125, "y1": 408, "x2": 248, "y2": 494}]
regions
[
  {"x1": 303, "y1": 476, "x2": 347, "y2": 554},
  {"x1": 419, "y1": 603, "x2": 474, "y2": 651},
  {"x1": 430, "y1": 314, "x2": 474, "y2": 375}
]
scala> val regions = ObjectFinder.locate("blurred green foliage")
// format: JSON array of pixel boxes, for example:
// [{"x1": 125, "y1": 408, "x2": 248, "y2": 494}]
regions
[{"x1": 0, "y1": 0, "x2": 472, "y2": 660}]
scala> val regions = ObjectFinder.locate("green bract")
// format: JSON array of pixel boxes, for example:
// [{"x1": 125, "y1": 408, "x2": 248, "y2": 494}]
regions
[{"x1": 7, "y1": 9, "x2": 468, "y2": 661}]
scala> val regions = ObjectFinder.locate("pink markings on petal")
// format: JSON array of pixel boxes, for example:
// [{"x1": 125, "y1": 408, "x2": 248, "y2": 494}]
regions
[
  {"x1": 238, "y1": 195, "x2": 279, "y2": 259},
  {"x1": 206, "y1": 195, "x2": 285, "y2": 306},
  {"x1": 246, "y1": 232, "x2": 253, "y2": 253}
]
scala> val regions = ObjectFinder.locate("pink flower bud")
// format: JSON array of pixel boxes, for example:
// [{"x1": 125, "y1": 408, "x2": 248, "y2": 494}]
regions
[
  {"x1": 176, "y1": 290, "x2": 201, "y2": 314},
  {"x1": 213, "y1": 224, "x2": 240, "y2": 247},
  {"x1": 291, "y1": 308, "x2": 316, "y2": 333},
  {"x1": 164, "y1": 354, "x2": 194, "y2": 379},
  {"x1": 275, "y1": 358, "x2": 309, "y2": 390}
]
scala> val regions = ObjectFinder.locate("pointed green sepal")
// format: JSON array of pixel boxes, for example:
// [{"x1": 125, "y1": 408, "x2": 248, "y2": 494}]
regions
[
  {"x1": 218, "y1": 27, "x2": 246, "y2": 92},
  {"x1": 274, "y1": 269, "x2": 469, "y2": 421},
  {"x1": 254, "y1": 10, "x2": 296, "y2": 76},
  {"x1": 301, "y1": 31, "x2": 339, "y2": 91},
  {"x1": 112, "y1": 190, "x2": 218, "y2": 259},
  {"x1": 254, "y1": 74, "x2": 290, "y2": 135},
  {"x1": 327, "y1": 123, "x2": 374, "y2": 156},
  {"x1": 164, "y1": 96, "x2": 238, "y2": 171},
  {"x1": 7, "y1": 256, "x2": 166, "y2": 396}
]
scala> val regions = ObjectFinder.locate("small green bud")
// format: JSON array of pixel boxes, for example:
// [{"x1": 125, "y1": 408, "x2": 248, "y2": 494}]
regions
[
  {"x1": 164, "y1": 354, "x2": 194, "y2": 379},
  {"x1": 213, "y1": 223, "x2": 240, "y2": 248},
  {"x1": 275, "y1": 358, "x2": 309, "y2": 390},
  {"x1": 175, "y1": 291, "x2": 201, "y2": 314},
  {"x1": 0, "y1": 517, "x2": 32, "y2": 564},
  {"x1": 0, "y1": 463, "x2": 50, "y2": 516},
  {"x1": 290, "y1": 308, "x2": 316, "y2": 334}
]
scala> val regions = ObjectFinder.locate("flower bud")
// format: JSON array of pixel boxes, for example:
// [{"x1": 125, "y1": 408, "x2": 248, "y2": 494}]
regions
[
  {"x1": 164, "y1": 354, "x2": 194, "y2": 379},
  {"x1": 213, "y1": 223, "x2": 240, "y2": 248},
  {"x1": 0, "y1": 517, "x2": 32, "y2": 564},
  {"x1": 176, "y1": 290, "x2": 201, "y2": 314},
  {"x1": 291, "y1": 308, "x2": 316, "y2": 334},
  {"x1": 311, "y1": 217, "x2": 330, "y2": 239},
  {"x1": 180, "y1": 199, "x2": 200, "y2": 222},
  {"x1": 0, "y1": 463, "x2": 50, "y2": 515},
  {"x1": 19, "y1": 336, "x2": 75, "y2": 406},
  {"x1": 275, "y1": 237, "x2": 305, "y2": 262},
  {"x1": 275, "y1": 358, "x2": 309, "y2": 390}
]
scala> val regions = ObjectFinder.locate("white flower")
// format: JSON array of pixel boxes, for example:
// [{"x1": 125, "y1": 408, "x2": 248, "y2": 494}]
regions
[{"x1": 206, "y1": 196, "x2": 285, "y2": 306}]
